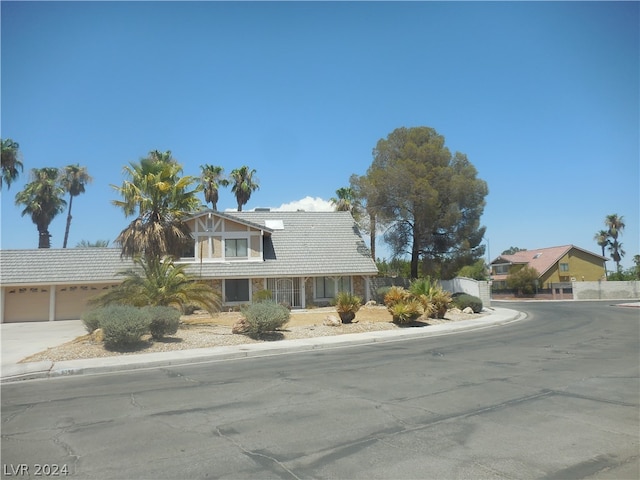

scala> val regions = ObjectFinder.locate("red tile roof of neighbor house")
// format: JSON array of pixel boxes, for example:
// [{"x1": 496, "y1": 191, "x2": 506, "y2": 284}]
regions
[{"x1": 491, "y1": 245, "x2": 607, "y2": 280}]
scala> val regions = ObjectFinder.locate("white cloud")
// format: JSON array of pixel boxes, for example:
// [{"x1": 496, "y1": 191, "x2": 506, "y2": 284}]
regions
[{"x1": 272, "y1": 196, "x2": 335, "y2": 212}]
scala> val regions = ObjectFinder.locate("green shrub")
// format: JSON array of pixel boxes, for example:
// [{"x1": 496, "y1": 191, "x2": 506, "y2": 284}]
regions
[
  {"x1": 81, "y1": 308, "x2": 103, "y2": 334},
  {"x1": 145, "y1": 305, "x2": 181, "y2": 340},
  {"x1": 240, "y1": 301, "x2": 290, "y2": 337},
  {"x1": 99, "y1": 305, "x2": 151, "y2": 350},
  {"x1": 334, "y1": 291, "x2": 362, "y2": 323},
  {"x1": 254, "y1": 289, "x2": 273, "y2": 303},
  {"x1": 389, "y1": 300, "x2": 423, "y2": 324},
  {"x1": 506, "y1": 266, "x2": 538, "y2": 295},
  {"x1": 451, "y1": 293, "x2": 483, "y2": 313},
  {"x1": 375, "y1": 286, "x2": 391, "y2": 303}
]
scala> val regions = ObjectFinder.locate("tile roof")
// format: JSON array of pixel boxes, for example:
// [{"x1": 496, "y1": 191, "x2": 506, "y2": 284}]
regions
[
  {"x1": 0, "y1": 248, "x2": 135, "y2": 285},
  {"x1": 184, "y1": 211, "x2": 378, "y2": 278},
  {"x1": 1, "y1": 211, "x2": 378, "y2": 285},
  {"x1": 491, "y1": 244, "x2": 607, "y2": 277}
]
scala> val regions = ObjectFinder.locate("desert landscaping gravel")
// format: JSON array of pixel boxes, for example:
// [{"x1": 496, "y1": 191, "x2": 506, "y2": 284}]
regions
[{"x1": 21, "y1": 306, "x2": 485, "y2": 363}]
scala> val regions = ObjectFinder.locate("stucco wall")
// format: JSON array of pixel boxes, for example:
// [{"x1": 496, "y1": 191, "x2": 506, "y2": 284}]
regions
[
  {"x1": 572, "y1": 281, "x2": 640, "y2": 300},
  {"x1": 440, "y1": 277, "x2": 491, "y2": 308}
]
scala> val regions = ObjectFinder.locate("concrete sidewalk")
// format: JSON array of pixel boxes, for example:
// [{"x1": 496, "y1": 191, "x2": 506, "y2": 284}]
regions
[{"x1": 1, "y1": 308, "x2": 525, "y2": 383}]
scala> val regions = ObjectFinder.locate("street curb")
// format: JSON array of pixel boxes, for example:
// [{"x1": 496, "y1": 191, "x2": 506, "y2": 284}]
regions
[{"x1": 1, "y1": 308, "x2": 525, "y2": 383}]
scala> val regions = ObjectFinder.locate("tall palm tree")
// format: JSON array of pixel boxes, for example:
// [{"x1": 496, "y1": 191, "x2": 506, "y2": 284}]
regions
[
  {"x1": 1, "y1": 138, "x2": 24, "y2": 189},
  {"x1": 229, "y1": 166, "x2": 259, "y2": 211},
  {"x1": 330, "y1": 187, "x2": 357, "y2": 213},
  {"x1": 59, "y1": 164, "x2": 93, "y2": 248},
  {"x1": 112, "y1": 150, "x2": 202, "y2": 259},
  {"x1": 15, "y1": 167, "x2": 67, "y2": 248},
  {"x1": 200, "y1": 164, "x2": 228, "y2": 211},
  {"x1": 594, "y1": 229, "x2": 610, "y2": 278},
  {"x1": 593, "y1": 230, "x2": 610, "y2": 257},
  {"x1": 89, "y1": 256, "x2": 221, "y2": 314},
  {"x1": 604, "y1": 214, "x2": 626, "y2": 272}
]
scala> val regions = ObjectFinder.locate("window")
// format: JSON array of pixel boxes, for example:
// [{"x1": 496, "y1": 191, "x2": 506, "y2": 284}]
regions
[
  {"x1": 225, "y1": 279, "x2": 250, "y2": 303},
  {"x1": 494, "y1": 264, "x2": 509, "y2": 275},
  {"x1": 225, "y1": 238, "x2": 248, "y2": 258},
  {"x1": 315, "y1": 277, "x2": 351, "y2": 299},
  {"x1": 559, "y1": 263, "x2": 569, "y2": 272},
  {"x1": 316, "y1": 277, "x2": 333, "y2": 299}
]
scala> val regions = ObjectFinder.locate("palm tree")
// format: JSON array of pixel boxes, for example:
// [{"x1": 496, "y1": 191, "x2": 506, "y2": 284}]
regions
[
  {"x1": 200, "y1": 164, "x2": 228, "y2": 211},
  {"x1": 594, "y1": 229, "x2": 610, "y2": 279},
  {"x1": 604, "y1": 214, "x2": 626, "y2": 272},
  {"x1": 330, "y1": 187, "x2": 357, "y2": 213},
  {"x1": 608, "y1": 241, "x2": 626, "y2": 272},
  {"x1": 229, "y1": 166, "x2": 259, "y2": 211},
  {"x1": 89, "y1": 256, "x2": 221, "y2": 314},
  {"x1": 76, "y1": 239, "x2": 110, "y2": 248},
  {"x1": 112, "y1": 150, "x2": 202, "y2": 259},
  {"x1": 1, "y1": 138, "x2": 24, "y2": 189},
  {"x1": 15, "y1": 167, "x2": 67, "y2": 248},
  {"x1": 593, "y1": 230, "x2": 610, "y2": 257},
  {"x1": 59, "y1": 164, "x2": 93, "y2": 248}
]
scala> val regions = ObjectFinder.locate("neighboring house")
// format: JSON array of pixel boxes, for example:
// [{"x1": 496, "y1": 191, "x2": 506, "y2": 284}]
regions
[
  {"x1": 490, "y1": 245, "x2": 607, "y2": 290},
  {"x1": 0, "y1": 210, "x2": 378, "y2": 323}
]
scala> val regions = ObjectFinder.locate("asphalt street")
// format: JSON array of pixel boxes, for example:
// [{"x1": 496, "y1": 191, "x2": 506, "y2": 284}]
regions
[{"x1": 1, "y1": 301, "x2": 638, "y2": 479}]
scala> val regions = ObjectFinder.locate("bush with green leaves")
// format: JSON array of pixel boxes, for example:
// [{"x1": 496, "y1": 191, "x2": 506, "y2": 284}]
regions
[
  {"x1": 506, "y1": 266, "x2": 539, "y2": 295},
  {"x1": 145, "y1": 305, "x2": 181, "y2": 340},
  {"x1": 81, "y1": 308, "x2": 103, "y2": 334},
  {"x1": 254, "y1": 289, "x2": 273, "y2": 303},
  {"x1": 240, "y1": 301, "x2": 290, "y2": 337},
  {"x1": 451, "y1": 293, "x2": 483, "y2": 313},
  {"x1": 96, "y1": 305, "x2": 151, "y2": 350}
]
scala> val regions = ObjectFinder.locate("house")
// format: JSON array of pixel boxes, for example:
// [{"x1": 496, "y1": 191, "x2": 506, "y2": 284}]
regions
[
  {"x1": 490, "y1": 245, "x2": 607, "y2": 290},
  {"x1": 0, "y1": 210, "x2": 378, "y2": 323}
]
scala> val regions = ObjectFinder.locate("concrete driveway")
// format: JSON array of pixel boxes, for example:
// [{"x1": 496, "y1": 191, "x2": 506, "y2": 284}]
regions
[{"x1": 1, "y1": 319, "x2": 86, "y2": 369}]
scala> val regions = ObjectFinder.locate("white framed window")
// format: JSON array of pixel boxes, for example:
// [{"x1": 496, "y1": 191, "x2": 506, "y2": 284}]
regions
[
  {"x1": 224, "y1": 279, "x2": 250, "y2": 303},
  {"x1": 225, "y1": 238, "x2": 248, "y2": 258},
  {"x1": 559, "y1": 263, "x2": 569, "y2": 272}
]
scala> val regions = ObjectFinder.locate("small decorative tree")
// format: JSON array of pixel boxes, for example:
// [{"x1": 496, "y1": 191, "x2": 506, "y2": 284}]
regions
[{"x1": 506, "y1": 266, "x2": 539, "y2": 296}]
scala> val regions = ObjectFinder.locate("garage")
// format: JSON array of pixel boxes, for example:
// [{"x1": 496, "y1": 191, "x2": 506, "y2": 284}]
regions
[{"x1": 3, "y1": 286, "x2": 50, "y2": 323}]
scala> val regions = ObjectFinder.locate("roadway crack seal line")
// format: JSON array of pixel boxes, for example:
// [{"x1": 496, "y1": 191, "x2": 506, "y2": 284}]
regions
[{"x1": 214, "y1": 426, "x2": 301, "y2": 480}]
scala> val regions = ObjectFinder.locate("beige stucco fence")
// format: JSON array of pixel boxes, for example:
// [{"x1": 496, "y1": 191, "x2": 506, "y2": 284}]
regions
[
  {"x1": 572, "y1": 281, "x2": 640, "y2": 301},
  {"x1": 439, "y1": 277, "x2": 491, "y2": 308}
]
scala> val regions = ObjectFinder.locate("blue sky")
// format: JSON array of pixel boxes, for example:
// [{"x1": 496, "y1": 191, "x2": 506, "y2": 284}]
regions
[{"x1": 1, "y1": 1, "x2": 638, "y2": 269}]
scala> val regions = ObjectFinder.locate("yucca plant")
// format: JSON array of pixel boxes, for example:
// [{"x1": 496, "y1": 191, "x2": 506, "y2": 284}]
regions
[
  {"x1": 383, "y1": 286, "x2": 410, "y2": 307},
  {"x1": 389, "y1": 299, "x2": 423, "y2": 324},
  {"x1": 334, "y1": 291, "x2": 362, "y2": 324},
  {"x1": 429, "y1": 288, "x2": 452, "y2": 319},
  {"x1": 409, "y1": 277, "x2": 451, "y2": 319}
]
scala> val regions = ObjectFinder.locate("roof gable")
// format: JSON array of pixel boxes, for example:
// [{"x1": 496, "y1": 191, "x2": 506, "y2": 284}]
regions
[
  {"x1": 492, "y1": 245, "x2": 607, "y2": 276},
  {"x1": 185, "y1": 209, "x2": 273, "y2": 234},
  {"x1": 1, "y1": 211, "x2": 378, "y2": 284}
]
